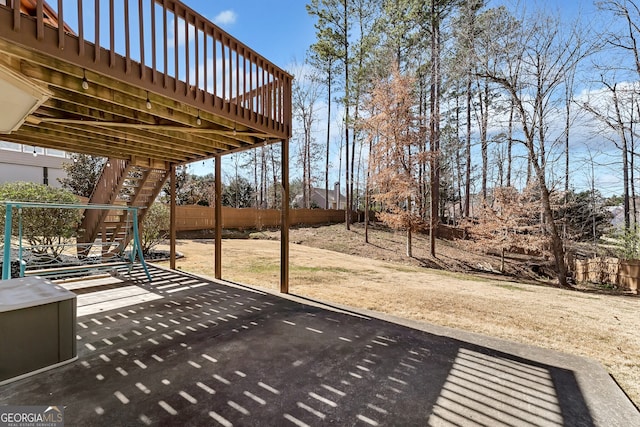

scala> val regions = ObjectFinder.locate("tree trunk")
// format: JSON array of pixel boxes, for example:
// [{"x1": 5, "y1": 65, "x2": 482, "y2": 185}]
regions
[
  {"x1": 365, "y1": 171, "x2": 370, "y2": 244},
  {"x1": 590, "y1": 158, "x2": 597, "y2": 255},
  {"x1": 253, "y1": 149, "x2": 259, "y2": 208},
  {"x1": 455, "y1": 87, "x2": 463, "y2": 222},
  {"x1": 429, "y1": 4, "x2": 441, "y2": 257},
  {"x1": 302, "y1": 128, "x2": 308, "y2": 208},
  {"x1": 611, "y1": 85, "x2": 631, "y2": 229},
  {"x1": 541, "y1": 184, "x2": 569, "y2": 287},
  {"x1": 350, "y1": 76, "x2": 360, "y2": 219},
  {"x1": 261, "y1": 148, "x2": 267, "y2": 208},
  {"x1": 271, "y1": 146, "x2": 279, "y2": 208},
  {"x1": 507, "y1": 99, "x2": 514, "y2": 187},
  {"x1": 464, "y1": 74, "x2": 472, "y2": 217},
  {"x1": 355, "y1": 137, "x2": 364, "y2": 212},
  {"x1": 306, "y1": 126, "x2": 312, "y2": 208},
  {"x1": 631, "y1": 141, "x2": 636, "y2": 229},
  {"x1": 343, "y1": 0, "x2": 351, "y2": 230},
  {"x1": 531, "y1": 153, "x2": 569, "y2": 287},
  {"x1": 364, "y1": 129, "x2": 372, "y2": 244},
  {"x1": 407, "y1": 195, "x2": 412, "y2": 257},
  {"x1": 564, "y1": 76, "x2": 571, "y2": 239},
  {"x1": 478, "y1": 79, "x2": 489, "y2": 201},
  {"x1": 420, "y1": 76, "x2": 429, "y2": 220},
  {"x1": 624, "y1": 141, "x2": 630, "y2": 230},
  {"x1": 234, "y1": 154, "x2": 240, "y2": 208},
  {"x1": 325, "y1": 67, "x2": 332, "y2": 210}
]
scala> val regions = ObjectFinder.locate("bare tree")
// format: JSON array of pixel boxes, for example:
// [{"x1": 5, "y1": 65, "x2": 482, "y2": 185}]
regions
[
  {"x1": 292, "y1": 64, "x2": 323, "y2": 208},
  {"x1": 597, "y1": 0, "x2": 640, "y2": 76},
  {"x1": 308, "y1": 37, "x2": 339, "y2": 209},
  {"x1": 426, "y1": 0, "x2": 449, "y2": 257},
  {"x1": 561, "y1": 64, "x2": 577, "y2": 239},
  {"x1": 452, "y1": 0, "x2": 485, "y2": 217},
  {"x1": 478, "y1": 10, "x2": 594, "y2": 287},
  {"x1": 348, "y1": 0, "x2": 380, "y2": 217},
  {"x1": 595, "y1": 0, "x2": 640, "y2": 229},
  {"x1": 307, "y1": 0, "x2": 352, "y2": 227},
  {"x1": 471, "y1": 6, "x2": 521, "y2": 201},
  {"x1": 583, "y1": 80, "x2": 635, "y2": 229}
]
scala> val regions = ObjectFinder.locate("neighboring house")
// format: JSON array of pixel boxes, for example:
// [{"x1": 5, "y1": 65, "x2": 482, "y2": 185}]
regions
[
  {"x1": 607, "y1": 205, "x2": 640, "y2": 229},
  {"x1": 0, "y1": 141, "x2": 68, "y2": 187},
  {"x1": 294, "y1": 183, "x2": 346, "y2": 209},
  {"x1": 0, "y1": 1, "x2": 70, "y2": 188}
]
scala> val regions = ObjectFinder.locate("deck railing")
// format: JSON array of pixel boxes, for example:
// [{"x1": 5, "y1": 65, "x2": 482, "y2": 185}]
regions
[
  {"x1": 0, "y1": 0, "x2": 292, "y2": 137},
  {"x1": 78, "y1": 157, "x2": 129, "y2": 248}
]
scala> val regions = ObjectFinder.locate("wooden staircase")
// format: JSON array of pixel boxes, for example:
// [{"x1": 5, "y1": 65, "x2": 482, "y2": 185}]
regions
[{"x1": 77, "y1": 157, "x2": 169, "y2": 257}]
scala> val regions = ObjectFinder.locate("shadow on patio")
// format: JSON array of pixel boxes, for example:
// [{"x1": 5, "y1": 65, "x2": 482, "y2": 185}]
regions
[{"x1": 0, "y1": 265, "x2": 634, "y2": 426}]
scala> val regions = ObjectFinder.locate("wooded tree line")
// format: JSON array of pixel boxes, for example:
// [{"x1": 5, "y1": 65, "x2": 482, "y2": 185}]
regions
[
  {"x1": 164, "y1": 146, "x2": 284, "y2": 209},
  {"x1": 296, "y1": 0, "x2": 640, "y2": 287}
]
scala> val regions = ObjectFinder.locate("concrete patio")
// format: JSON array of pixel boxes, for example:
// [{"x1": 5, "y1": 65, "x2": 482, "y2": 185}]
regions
[{"x1": 1, "y1": 265, "x2": 638, "y2": 426}]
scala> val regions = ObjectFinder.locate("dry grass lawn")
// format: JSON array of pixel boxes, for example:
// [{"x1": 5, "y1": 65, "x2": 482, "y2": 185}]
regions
[{"x1": 154, "y1": 228, "x2": 640, "y2": 409}]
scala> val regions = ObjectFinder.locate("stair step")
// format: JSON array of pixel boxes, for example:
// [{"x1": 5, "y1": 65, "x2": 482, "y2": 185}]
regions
[{"x1": 80, "y1": 159, "x2": 168, "y2": 256}]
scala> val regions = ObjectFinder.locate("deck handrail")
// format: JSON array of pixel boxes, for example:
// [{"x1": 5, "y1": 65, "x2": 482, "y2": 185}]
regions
[
  {"x1": 0, "y1": 0, "x2": 292, "y2": 138},
  {"x1": 79, "y1": 158, "x2": 129, "y2": 247}
]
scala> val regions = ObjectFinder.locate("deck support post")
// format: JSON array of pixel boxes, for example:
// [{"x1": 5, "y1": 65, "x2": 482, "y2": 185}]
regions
[
  {"x1": 281, "y1": 138, "x2": 290, "y2": 293},
  {"x1": 215, "y1": 154, "x2": 222, "y2": 280},
  {"x1": 170, "y1": 163, "x2": 177, "y2": 270}
]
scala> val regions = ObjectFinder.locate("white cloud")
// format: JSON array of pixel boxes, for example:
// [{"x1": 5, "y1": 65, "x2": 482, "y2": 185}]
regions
[
  {"x1": 166, "y1": 17, "x2": 195, "y2": 48},
  {"x1": 213, "y1": 10, "x2": 237, "y2": 26}
]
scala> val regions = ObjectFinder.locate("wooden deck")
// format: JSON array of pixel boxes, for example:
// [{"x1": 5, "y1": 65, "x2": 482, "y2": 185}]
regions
[
  {"x1": 0, "y1": 1, "x2": 292, "y2": 291},
  {"x1": 0, "y1": 0, "x2": 292, "y2": 164}
]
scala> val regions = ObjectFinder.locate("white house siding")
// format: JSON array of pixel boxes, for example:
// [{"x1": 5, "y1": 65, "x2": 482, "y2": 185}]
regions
[{"x1": 0, "y1": 144, "x2": 67, "y2": 188}]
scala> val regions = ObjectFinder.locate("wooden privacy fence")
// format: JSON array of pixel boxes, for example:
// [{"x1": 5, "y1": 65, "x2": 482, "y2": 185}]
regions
[
  {"x1": 574, "y1": 257, "x2": 639, "y2": 294},
  {"x1": 175, "y1": 205, "x2": 353, "y2": 230}
]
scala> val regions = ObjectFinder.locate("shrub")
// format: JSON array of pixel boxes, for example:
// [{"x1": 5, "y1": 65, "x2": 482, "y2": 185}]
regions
[
  {"x1": 614, "y1": 227, "x2": 640, "y2": 260},
  {"x1": 0, "y1": 182, "x2": 82, "y2": 258},
  {"x1": 58, "y1": 153, "x2": 105, "y2": 198},
  {"x1": 141, "y1": 202, "x2": 170, "y2": 255}
]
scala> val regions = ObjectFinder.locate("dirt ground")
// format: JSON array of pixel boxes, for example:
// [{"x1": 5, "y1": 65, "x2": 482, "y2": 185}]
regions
[{"x1": 154, "y1": 224, "x2": 640, "y2": 409}]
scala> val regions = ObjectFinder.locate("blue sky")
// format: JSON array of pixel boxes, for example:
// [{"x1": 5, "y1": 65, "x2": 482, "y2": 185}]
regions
[
  {"x1": 179, "y1": 0, "x2": 316, "y2": 70},
  {"x1": 189, "y1": 0, "x2": 602, "y2": 72},
  {"x1": 177, "y1": 1, "x2": 318, "y2": 181}
]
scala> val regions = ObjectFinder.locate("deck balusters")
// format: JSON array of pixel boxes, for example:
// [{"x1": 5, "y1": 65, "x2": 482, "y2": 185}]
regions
[{"x1": 0, "y1": 0, "x2": 291, "y2": 135}]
